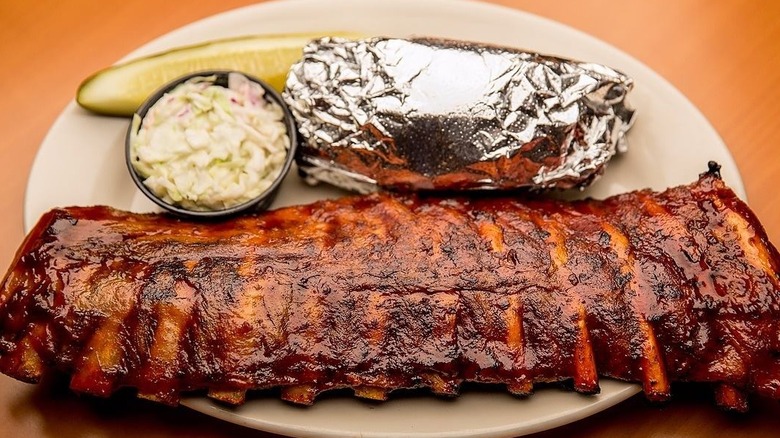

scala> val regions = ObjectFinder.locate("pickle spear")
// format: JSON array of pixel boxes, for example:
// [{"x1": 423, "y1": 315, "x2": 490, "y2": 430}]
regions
[{"x1": 77, "y1": 32, "x2": 362, "y2": 116}]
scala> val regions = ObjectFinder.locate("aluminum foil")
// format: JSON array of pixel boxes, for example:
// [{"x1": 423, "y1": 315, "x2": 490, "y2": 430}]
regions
[{"x1": 283, "y1": 37, "x2": 635, "y2": 193}]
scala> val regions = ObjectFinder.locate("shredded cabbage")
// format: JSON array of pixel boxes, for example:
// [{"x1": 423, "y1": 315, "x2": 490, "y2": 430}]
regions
[{"x1": 130, "y1": 73, "x2": 289, "y2": 211}]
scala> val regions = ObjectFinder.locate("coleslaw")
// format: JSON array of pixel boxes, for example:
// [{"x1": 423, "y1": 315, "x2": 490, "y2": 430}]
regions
[{"x1": 129, "y1": 72, "x2": 290, "y2": 212}]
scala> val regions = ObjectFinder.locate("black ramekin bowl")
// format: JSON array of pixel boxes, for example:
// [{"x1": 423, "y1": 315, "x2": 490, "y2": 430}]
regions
[{"x1": 125, "y1": 70, "x2": 297, "y2": 219}]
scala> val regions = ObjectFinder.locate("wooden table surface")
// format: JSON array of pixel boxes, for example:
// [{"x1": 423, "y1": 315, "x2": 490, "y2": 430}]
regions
[{"x1": 1, "y1": 0, "x2": 779, "y2": 436}]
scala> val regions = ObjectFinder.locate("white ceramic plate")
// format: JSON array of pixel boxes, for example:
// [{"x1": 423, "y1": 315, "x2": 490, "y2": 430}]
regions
[{"x1": 24, "y1": 0, "x2": 745, "y2": 437}]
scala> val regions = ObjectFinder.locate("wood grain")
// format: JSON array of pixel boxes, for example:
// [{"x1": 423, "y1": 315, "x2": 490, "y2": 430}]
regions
[{"x1": 0, "y1": 0, "x2": 778, "y2": 437}]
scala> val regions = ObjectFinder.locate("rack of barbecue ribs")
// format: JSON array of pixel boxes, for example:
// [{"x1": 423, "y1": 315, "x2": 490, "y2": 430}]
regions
[{"x1": 0, "y1": 162, "x2": 778, "y2": 412}]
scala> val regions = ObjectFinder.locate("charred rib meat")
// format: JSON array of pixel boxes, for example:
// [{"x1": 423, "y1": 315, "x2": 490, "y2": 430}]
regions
[{"x1": 0, "y1": 163, "x2": 778, "y2": 411}]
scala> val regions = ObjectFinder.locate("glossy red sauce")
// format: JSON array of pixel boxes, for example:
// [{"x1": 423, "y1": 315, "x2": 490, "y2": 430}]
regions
[{"x1": 0, "y1": 168, "x2": 778, "y2": 411}]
